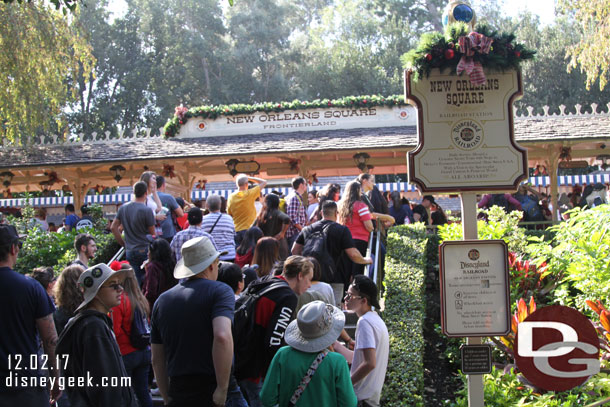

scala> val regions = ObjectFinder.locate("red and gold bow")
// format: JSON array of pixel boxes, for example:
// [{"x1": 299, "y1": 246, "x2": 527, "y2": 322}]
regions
[{"x1": 456, "y1": 32, "x2": 493, "y2": 86}]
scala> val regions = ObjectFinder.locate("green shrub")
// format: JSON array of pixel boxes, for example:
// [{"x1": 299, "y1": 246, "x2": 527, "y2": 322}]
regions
[
  {"x1": 452, "y1": 365, "x2": 610, "y2": 406},
  {"x1": 526, "y1": 205, "x2": 610, "y2": 312},
  {"x1": 438, "y1": 206, "x2": 528, "y2": 255},
  {"x1": 381, "y1": 224, "x2": 427, "y2": 407}
]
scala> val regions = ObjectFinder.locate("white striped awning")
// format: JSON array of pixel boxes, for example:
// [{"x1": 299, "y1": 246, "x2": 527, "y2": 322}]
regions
[
  {"x1": 1, "y1": 175, "x2": 608, "y2": 209},
  {"x1": 0, "y1": 194, "x2": 134, "y2": 209}
]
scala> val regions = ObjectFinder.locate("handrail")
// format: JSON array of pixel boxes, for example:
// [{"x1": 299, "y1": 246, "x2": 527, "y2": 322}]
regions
[{"x1": 107, "y1": 247, "x2": 125, "y2": 265}]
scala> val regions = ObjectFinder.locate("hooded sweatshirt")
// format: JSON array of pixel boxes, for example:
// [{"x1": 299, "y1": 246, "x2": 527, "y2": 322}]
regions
[{"x1": 56, "y1": 309, "x2": 136, "y2": 407}]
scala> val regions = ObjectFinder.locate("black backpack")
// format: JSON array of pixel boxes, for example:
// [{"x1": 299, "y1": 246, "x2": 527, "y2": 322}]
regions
[
  {"x1": 233, "y1": 281, "x2": 286, "y2": 380},
  {"x1": 129, "y1": 307, "x2": 151, "y2": 349},
  {"x1": 301, "y1": 221, "x2": 335, "y2": 283}
]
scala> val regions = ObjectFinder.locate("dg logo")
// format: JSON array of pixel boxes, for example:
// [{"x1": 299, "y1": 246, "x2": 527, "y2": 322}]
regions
[{"x1": 514, "y1": 305, "x2": 600, "y2": 392}]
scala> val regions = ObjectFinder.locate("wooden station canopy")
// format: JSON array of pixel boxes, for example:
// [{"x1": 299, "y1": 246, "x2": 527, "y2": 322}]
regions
[{"x1": 1, "y1": 101, "x2": 610, "y2": 220}]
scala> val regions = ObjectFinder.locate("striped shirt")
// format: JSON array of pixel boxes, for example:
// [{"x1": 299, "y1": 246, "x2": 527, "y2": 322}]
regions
[
  {"x1": 286, "y1": 192, "x2": 307, "y2": 238},
  {"x1": 170, "y1": 226, "x2": 217, "y2": 262},
  {"x1": 342, "y1": 201, "x2": 372, "y2": 241},
  {"x1": 201, "y1": 212, "x2": 236, "y2": 260}
]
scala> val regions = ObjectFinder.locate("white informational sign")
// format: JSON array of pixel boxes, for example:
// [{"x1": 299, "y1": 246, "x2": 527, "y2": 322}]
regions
[
  {"x1": 177, "y1": 106, "x2": 415, "y2": 138},
  {"x1": 405, "y1": 68, "x2": 527, "y2": 192},
  {"x1": 440, "y1": 240, "x2": 510, "y2": 337}
]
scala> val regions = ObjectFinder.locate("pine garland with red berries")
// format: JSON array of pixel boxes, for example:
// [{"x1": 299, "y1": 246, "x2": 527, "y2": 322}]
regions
[{"x1": 403, "y1": 22, "x2": 535, "y2": 81}]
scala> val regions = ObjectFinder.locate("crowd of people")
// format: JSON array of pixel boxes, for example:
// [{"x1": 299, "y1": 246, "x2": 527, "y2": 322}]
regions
[
  {"x1": 477, "y1": 182, "x2": 608, "y2": 225},
  {"x1": 3, "y1": 167, "x2": 605, "y2": 407},
  {"x1": 1, "y1": 171, "x2": 416, "y2": 407}
]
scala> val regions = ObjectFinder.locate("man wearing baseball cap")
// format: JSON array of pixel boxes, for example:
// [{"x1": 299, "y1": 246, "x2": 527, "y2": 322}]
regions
[
  {"x1": 55, "y1": 263, "x2": 136, "y2": 406},
  {"x1": 151, "y1": 236, "x2": 234, "y2": 407},
  {"x1": 0, "y1": 224, "x2": 61, "y2": 405}
]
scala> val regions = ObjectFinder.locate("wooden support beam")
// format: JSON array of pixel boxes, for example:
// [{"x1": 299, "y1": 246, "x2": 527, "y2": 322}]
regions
[{"x1": 544, "y1": 146, "x2": 561, "y2": 222}]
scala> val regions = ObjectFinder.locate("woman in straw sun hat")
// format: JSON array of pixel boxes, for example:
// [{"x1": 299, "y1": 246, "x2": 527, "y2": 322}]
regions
[{"x1": 260, "y1": 301, "x2": 357, "y2": 407}]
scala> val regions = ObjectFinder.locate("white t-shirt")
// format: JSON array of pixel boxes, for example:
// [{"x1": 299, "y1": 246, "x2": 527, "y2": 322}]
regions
[
  {"x1": 307, "y1": 203, "x2": 318, "y2": 220},
  {"x1": 146, "y1": 194, "x2": 158, "y2": 213},
  {"x1": 351, "y1": 311, "x2": 389, "y2": 406}
]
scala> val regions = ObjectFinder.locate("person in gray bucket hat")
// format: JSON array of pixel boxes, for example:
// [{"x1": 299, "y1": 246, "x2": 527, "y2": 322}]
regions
[
  {"x1": 151, "y1": 236, "x2": 236, "y2": 407},
  {"x1": 260, "y1": 301, "x2": 357, "y2": 407},
  {"x1": 56, "y1": 263, "x2": 137, "y2": 407}
]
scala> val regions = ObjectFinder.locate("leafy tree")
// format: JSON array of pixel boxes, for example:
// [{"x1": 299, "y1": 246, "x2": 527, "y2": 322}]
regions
[
  {"x1": 504, "y1": 13, "x2": 610, "y2": 114},
  {"x1": 558, "y1": 0, "x2": 610, "y2": 90},
  {"x1": 0, "y1": 2, "x2": 95, "y2": 144},
  {"x1": 2, "y1": 0, "x2": 78, "y2": 14},
  {"x1": 132, "y1": 0, "x2": 229, "y2": 127},
  {"x1": 226, "y1": 0, "x2": 300, "y2": 102},
  {"x1": 68, "y1": 1, "x2": 153, "y2": 136},
  {"x1": 368, "y1": 0, "x2": 445, "y2": 33},
  {"x1": 293, "y1": 0, "x2": 413, "y2": 98}
]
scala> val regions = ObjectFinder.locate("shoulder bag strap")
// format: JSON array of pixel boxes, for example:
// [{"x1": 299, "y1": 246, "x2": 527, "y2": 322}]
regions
[
  {"x1": 208, "y1": 213, "x2": 222, "y2": 234},
  {"x1": 288, "y1": 349, "x2": 330, "y2": 406}
]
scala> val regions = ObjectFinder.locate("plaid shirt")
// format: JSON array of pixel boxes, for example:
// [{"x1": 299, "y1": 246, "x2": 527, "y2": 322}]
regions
[
  {"x1": 286, "y1": 192, "x2": 307, "y2": 238},
  {"x1": 170, "y1": 225, "x2": 217, "y2": 262}
]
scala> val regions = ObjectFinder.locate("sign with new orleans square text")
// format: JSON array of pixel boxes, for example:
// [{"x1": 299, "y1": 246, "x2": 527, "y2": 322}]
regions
[
  {"x1": 440, "y1": 240, "x2": 510, "y2": 337},
  {"x1": 405, "y1": 68, "x2": 528, "y2": 192},
  {"x1": 177, "y1": 106, "x2": 415, "y2": 138}
]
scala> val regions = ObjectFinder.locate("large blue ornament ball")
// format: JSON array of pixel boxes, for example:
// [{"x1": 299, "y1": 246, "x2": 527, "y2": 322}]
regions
[{"x1": 453, "y1": 4, "x2": 474, "y2": 23}]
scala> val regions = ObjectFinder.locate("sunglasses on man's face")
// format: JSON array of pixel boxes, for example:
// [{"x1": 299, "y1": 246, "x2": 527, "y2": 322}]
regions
[{"x1": 344, "y1": 292, "x2": 362, "y2": 301}]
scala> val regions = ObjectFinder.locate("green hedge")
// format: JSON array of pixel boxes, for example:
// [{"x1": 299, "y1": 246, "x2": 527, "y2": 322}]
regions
[{"x1": 381, "y1": 224, "x2": 428, "y2": 406}]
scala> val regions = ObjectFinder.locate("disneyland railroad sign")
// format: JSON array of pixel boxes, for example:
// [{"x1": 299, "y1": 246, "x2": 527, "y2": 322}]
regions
[
  {"x1": 440, "y1": 240, "x2": 510, "y2": 337},
  {"x1": 406, "y1": 68, "x2": 527, "y2": 192}
]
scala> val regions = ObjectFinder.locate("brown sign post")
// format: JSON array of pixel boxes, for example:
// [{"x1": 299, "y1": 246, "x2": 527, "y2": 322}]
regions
[{"x1": 406, "y1": 66, "x2": 527, "y2": 407}]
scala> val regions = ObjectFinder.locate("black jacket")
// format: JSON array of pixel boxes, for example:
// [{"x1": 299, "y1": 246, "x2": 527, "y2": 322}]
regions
[
  {"x1": 235, "y1": 276, "x2": 297, "y2": 380},
  {"x1": 56, "y1": 309, "x2": 136, "y2": 407}
]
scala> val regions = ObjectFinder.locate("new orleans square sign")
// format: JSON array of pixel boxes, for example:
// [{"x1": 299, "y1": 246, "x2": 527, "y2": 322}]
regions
[{"x1": 405, "y1": 68, "x2": 528, "y2": 192}]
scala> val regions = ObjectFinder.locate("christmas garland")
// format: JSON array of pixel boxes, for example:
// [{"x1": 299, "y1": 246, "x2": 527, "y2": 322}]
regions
[
  {"x1": 163, "y1": 94, "x2": 407, "y2": 138},
  {"x1": 403, "y1": 22, "x2": 535, "y2": 82}
]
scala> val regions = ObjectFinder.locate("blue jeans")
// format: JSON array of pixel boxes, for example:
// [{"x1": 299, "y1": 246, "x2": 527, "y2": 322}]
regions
[
  {"x1": 126, "y1": 249, "x2": 148, "y2": 287},
  {"x1": 225, "y1": 383, "x2": 248, "y2": 407},
  {"x1": 122, "y1": 348, "x2": 152, "y2": 407},
  {"x1": 237, "y1": 379, "x2": 263, "y2": 407},
  {"x1": 286, "y1": 233, "x2": 298, "y2": 253}
]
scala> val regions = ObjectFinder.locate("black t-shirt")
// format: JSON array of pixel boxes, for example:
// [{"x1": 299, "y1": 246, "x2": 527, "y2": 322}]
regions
[
  {"x1": 150, "y1": 278, "x2": 235, "y2": 377},
  {"x1": 296, "y1": 220, "x2": 355, "y2": 282},
  {"x1": 1, "y1": 268, "x2": 55, "y2": 389},
  {"x1": 256, "y1": 210, "x2": 290, "y2": 237},
  {"x1": 413, "y1": 204, "x2": 429, "y2": 224}
]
